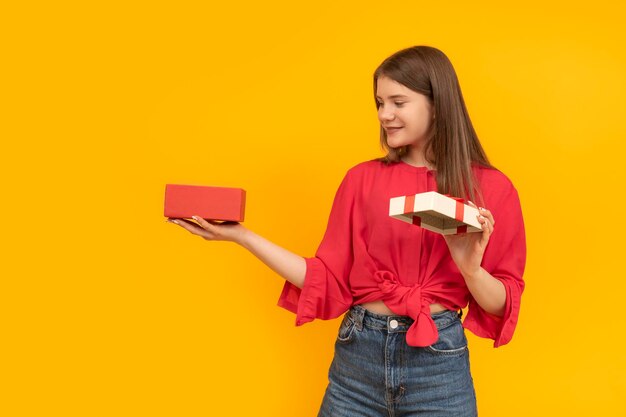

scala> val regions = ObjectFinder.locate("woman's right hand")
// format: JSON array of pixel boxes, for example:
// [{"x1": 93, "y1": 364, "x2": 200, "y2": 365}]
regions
[{"x1": 166, "y1": 216, "x2": 247, "y2": 244}]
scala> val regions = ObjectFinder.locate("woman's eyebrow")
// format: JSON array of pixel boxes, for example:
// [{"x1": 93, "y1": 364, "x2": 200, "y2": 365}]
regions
[{"x1": 376, "y1": 94, "x2": 409, "y2": 100}]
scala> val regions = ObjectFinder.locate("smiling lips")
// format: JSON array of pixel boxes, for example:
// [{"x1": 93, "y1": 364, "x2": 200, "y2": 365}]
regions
[{"x1": 386, "y1": 127, "x2": 403, "y2": 134}]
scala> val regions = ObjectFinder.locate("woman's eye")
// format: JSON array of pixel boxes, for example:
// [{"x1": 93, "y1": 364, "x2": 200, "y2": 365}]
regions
[{"x1": 377, "y1": 102, "x2": 404, "y2": 107}]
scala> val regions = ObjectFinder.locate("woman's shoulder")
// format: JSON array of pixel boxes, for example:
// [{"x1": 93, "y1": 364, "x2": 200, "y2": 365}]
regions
[
  {"x1": 473, "y1": 164, "x2": 517, "y2": 192},
  {"x1": 341, "y1": 158, "x2": 387, "y2": 179},
  {"x1": 348, "y1": 158, "x2": 386, "y2": 172},
  {"x1": 472, "y1": 164, "x2": 522, "y2": 211}
]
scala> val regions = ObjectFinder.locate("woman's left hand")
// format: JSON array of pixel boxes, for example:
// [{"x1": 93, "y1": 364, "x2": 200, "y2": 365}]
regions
[{"x1": 443, "y1": 202, "x2": 495, "y2": 279}]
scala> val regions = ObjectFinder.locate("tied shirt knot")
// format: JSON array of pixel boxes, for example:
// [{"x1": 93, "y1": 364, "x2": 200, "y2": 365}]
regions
[{"x1": 373, "y1": 270, "x2": 439, "y2": 347}]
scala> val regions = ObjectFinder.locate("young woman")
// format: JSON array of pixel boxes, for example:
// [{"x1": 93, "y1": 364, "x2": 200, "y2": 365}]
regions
[{"x1": 167, "y1": 45, "x2": 526, "y2": 416}]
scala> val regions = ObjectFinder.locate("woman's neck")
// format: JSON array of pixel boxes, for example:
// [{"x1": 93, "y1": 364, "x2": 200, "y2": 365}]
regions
[
  {"x1": 401, "y1": 151, "x2": 434, "y2": 169},
  {"x1": 400, "y1": 143, "x2": 434, "y2": 169}
]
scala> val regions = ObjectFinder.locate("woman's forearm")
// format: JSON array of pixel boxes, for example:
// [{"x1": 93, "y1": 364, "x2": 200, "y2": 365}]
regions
[
  {"x1": 462, "y1": 267, "x2": 506, "y2": 316},
  {"x1": 237, "y1": 228, "x2": 306, "y2": 289}
]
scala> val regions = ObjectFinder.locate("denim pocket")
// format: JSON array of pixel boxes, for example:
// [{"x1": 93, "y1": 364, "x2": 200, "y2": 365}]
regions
[
  {"x1": 425, "y1": 319, "x2": 468, "y2": 356},
  {"x1": 336, "y1": 312, "x2": 357, "y2": 344}
]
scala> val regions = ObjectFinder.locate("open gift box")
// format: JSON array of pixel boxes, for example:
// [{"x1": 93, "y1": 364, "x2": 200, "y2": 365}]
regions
[
  {"x1": 389, "y1": 191, "x2": 481, "y2": 235},
  {"x1": 164, "y1": 184, "x2": 246, "y2": 222}
]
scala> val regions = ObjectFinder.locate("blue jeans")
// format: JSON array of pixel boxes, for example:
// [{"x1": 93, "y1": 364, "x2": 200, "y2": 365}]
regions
[{"x1": 318, "y1": 305, "x2": 477, "y2": 417}]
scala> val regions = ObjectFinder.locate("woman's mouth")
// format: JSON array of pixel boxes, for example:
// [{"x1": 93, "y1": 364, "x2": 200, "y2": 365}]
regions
[{"x1": 386, "y1": 127, "x2": 403, "y2": 135}]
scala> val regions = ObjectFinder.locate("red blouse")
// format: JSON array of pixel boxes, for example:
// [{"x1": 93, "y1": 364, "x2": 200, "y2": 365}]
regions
[{"x1": 277, "y1": 159, "x2": 526, "y2": 347}]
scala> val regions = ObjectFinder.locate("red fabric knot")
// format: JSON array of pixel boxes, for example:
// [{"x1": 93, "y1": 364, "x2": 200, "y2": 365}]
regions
[{"x1": 373, "y1": 270, "x2": 439, "y2": 347}]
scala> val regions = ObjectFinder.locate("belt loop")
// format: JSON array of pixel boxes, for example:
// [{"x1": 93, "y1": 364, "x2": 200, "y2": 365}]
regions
[
  {"x1": 351, "y1": 305, "x2": 365, "y2": 331},
  {"x1": 457, "y1": 309, "x2": 463, "y2": 319}
]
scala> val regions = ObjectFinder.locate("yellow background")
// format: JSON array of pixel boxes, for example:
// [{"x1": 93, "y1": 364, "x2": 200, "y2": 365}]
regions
[{"x1": 2, "y1": 1, "x2": 625, "y2": 415}]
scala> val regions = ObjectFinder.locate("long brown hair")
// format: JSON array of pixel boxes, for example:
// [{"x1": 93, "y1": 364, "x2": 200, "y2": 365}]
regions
[{"x1": 374, "y1": 45, "x2": 493, "y2": 204}]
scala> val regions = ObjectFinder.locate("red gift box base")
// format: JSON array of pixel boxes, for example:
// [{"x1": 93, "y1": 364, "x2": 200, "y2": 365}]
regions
[{"x1": 164, "y1": 184, "x2": 246, "y2": 222}]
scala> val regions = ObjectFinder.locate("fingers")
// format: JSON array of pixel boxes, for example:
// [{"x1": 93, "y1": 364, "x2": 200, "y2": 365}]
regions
[
  {"x1": 468, "y1": 200, "x2": 496, "y2": 237},
  {"x1": 476, "y1": 209, "x2": 493, "y2": 245},
  {"x1": 478, "y1": 207, "x2": 495, "y2": 227},
  {"x1": 166, "y1": 216, "x2": 212, "y2": 239},
  {"x1": 478, "y1": 214, "x2": 493, "y2": 233},
  {"x1": 165, "y1": 215, "x2": 231, "y2": 242},
  {"x1": 468, "y1": 201, "x2": 495, "y2": 227},
  {"x1": 191, "y1": 216, "x2": 222, "y2": 225}
]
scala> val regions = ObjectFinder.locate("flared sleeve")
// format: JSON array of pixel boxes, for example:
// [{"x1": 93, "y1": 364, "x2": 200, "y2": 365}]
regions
[
  {"x1": 463, "y1": 179, "x2": 527, "y2": 347},
  {"x1": 277, "y1": 169, "x2": 356, "y2": 325}
]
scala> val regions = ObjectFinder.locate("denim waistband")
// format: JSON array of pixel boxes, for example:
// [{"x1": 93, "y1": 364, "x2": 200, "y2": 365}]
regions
[{"x1": 348, "y1": 304, "x2": 462, "y2": 333}]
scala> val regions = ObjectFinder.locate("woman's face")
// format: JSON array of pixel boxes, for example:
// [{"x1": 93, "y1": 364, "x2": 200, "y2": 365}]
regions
[{"x1": 376, "y1": 75, "x2": 434, "y2": 150}]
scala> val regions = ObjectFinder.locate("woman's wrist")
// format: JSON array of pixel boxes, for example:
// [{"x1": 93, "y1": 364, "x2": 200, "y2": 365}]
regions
[
  {"x1": 460, "y1": 266, "x2": 506, "y2": 316},
  {"x1": 461, "y1": 266, "x2": 485, "y2": 283},
  {"x1": 233, "y1": 225, "x2": 253, "y2": 246}
]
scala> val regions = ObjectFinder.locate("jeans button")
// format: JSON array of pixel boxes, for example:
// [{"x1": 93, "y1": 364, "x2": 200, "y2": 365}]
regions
[{"x1": 389, "y1": 319, "x2": 399, "y2": 329}]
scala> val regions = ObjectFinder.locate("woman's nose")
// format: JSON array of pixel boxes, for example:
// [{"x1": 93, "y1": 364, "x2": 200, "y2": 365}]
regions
[{"x1": 379, "y1": 108, "x2": 395, "y2": 121}]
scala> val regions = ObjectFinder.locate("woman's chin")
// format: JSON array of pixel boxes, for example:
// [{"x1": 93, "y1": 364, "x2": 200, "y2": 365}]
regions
[
  {"x1": 387, "y1": 140, "x2": 408, "y2": 149},
  {"x1": 386, "y1": 138, "x2": 399, "y2": 147}
]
